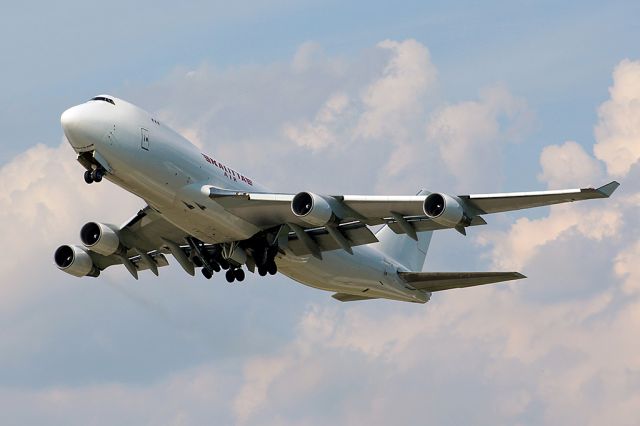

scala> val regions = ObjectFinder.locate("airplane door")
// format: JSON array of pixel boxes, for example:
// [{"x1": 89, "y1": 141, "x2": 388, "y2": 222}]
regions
[{"x1": 141, "y1": 128, "x2": 150, "y2": 151}]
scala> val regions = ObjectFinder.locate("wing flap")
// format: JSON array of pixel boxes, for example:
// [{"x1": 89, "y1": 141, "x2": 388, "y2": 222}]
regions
[
  {"x1": 399, "y1": 271, "x2": 526, "y2": 292},
  {"x1": 118, "y1": 207, "x2": 190, "y2": 254},
  {"x1": 386, "y1": 215, "x2": 487, "y2": 234},
  {"x1": 287, "y1": 222, "x2": 378, "y2": 256}
]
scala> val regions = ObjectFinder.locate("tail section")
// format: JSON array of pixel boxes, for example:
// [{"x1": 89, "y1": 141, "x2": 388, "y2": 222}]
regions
[
  {"x1": 374, "y1": 189, "x2": 432, "y2": 271},
  {"x1": 375, "y1": 224, "x2": 432, "y2": 271}
]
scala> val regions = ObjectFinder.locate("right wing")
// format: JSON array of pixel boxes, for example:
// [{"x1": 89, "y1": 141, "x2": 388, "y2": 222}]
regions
[
  {"x1": 399, "y1": 271, "x2": 526, "y2": 292},
  {"x1": 201, "y1": 181, "x2": 619, "y2": 249}
]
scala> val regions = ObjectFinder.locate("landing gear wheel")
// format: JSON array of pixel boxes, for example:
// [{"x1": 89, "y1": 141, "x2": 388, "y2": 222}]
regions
[
  {"x1": 201, "y1": 268, "x2": 213, "y2": 279},
  {"x1": 234, "y1": 268, "x2": 245, "y2": 282},
  {"x1": 258, "y1": 266, "x2": 267, "y2": 276},
  {"x1": 219, "y1": 259, "x2": 230, "y2": 270},
  {"x1": 84, "y1": 170, "x2": 94, "y2": 184},
  {"x1": 267, "y1": 261, "x2": 277, "y2": 275},
  {"x1": 225, "y1": 269, "x2": 235, "y2": 283},
  {"x1": 193, "y1": 257, "x2": 204, "y2": 268},
  {"x1": 91, "y1": 169, "x2": 104, "y2": 183},
  {"x1": 210, "y1": 261, "x2": 221, "y2": 272}
]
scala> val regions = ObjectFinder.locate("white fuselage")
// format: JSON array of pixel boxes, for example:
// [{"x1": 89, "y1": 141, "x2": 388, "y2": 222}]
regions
[{"x1": 61, "y1": 96, "x2": 428, "y2": 303}]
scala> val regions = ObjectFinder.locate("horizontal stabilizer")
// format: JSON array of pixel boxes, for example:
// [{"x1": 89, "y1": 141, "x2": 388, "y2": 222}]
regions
[
  {"x1": 332, "y1": 293, "x2": 379, "y2": 302},
  {"x1": 399, "y1": 271, "x2": 525, "y2": 292}
]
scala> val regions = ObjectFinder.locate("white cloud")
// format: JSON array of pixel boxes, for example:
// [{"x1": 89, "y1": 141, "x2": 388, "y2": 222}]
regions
[
  {"x1": 426, "y1": 86, "x2": 533, "y2": 191},
  {"x1": 594, "y1": 59, "x2": 640, "y2": 177},
  {"x1": 614, "y1": 239, "x2": 640, "y2": 295},
  {"x1": 354, "y1": 39, "x2": 437, "y2": 141},
  {"x1": 283, "y1": 92, "x2": 350, "y2": 151},
  {"x1": 476, "y1": 205, "x2": 622, "y2": 270},
  {"x1": 538, "y1": 140, "x2": 602, "y2": 188}
]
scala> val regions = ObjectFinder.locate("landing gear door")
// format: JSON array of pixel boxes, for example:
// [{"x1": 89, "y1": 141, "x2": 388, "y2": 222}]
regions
[{"x1": 141, "y1": 128, "x2": 150, "y2": 151}]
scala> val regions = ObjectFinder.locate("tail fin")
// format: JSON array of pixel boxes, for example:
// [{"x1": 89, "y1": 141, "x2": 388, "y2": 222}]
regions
[
  {"x1": 374, "y1": 189, "x2": 432, "y2": 271},
  {"x1": 375, "y1": 225, "x2": 432, "y2": 271}
]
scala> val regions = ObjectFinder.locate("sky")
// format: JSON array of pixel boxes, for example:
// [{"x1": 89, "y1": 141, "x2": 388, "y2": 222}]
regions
[{"x1": 1, "y1": 1, "x2": 639, "y2": 425}]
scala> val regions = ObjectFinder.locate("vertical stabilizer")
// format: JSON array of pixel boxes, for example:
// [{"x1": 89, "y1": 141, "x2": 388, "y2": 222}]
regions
[
  {"x1": 375, "y1": 225, "x2": 432, "y2": 272},
  {"x1": 373, "y1": 189, "x2": 432, "y2": 271}
]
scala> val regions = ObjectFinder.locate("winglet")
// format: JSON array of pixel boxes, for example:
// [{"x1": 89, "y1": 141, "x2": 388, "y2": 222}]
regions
[{"x1": 596, "y1": 181, "x2": 620, "y2": 197}]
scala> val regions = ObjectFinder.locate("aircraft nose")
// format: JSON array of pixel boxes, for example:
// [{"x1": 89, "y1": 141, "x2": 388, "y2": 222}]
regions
[{"x1": 61, "y1": 104, "x2": 103, "y2": 152}]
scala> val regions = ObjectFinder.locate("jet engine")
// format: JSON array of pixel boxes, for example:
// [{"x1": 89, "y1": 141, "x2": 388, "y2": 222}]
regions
[
  {"x1": 423, "y1": 193, "x2": 466, "y2": 227},
  {"x1": 54, "y1": 245, "x2": 100, "y2": 277},
  {"x1": 80, "y1": 222, "x2": 121, "y2": 256},
  {"x1": 291, "y1": 192, "x2": 334, "y2": 226}
]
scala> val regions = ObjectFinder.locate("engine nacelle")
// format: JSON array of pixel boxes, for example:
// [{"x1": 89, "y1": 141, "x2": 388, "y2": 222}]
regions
[
  {"x1": 423, "y1": 193, "x2": 465, "y2": 227},
  {"x1": 80, "y1": 222, "x2": 120, "y2": 256},
  {"x1": 291, "y1": 192, "x2": 334, "y2": 226},
  {"x1": 54, "y1": 245, "x2": 99, "y2": 277}
]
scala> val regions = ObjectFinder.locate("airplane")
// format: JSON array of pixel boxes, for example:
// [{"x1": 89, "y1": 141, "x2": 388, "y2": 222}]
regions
[{"x1": 54, "y1": 95, "x2": 620, "y2": 303}]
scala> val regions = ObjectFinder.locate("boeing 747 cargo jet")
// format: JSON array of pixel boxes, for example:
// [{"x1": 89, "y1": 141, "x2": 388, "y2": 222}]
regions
[{"x1": 54, "y1": 95, "x2": 619, "y2": 303}]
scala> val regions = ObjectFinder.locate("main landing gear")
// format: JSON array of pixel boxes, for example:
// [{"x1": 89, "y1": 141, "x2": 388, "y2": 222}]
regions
[
  {"x1": 191, "y1": 234, "x2": 280, "y2": 283},
  {"x1": 256, "y1": 245, "x2": 278, "y2": 277},
  {"x1": 84, "y1": 168, "x2": 105, "y2": 184},
  {"x1": 200, "y1": 265, "x2": 245, "y2": 282},
  {"x1": 225, "y1": 268, "x2": 245, "y2": 283}
]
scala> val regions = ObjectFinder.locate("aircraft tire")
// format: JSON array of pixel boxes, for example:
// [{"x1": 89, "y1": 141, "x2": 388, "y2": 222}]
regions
[
  {"x1": 258, "y1": 266, "x2": 267, "y2": 276},
  {"x1": 234, "y1": 268, "x2": 245, "y2": 281},
  {"x1": 202, "y1": 268, "x2": 213, "y2": 279},
  {"x1": 267, "y1": 261, "x2": 277, "y2": 275},
  {"x1": 225, "y1": 269, "x2": 235, "y2": 283},
  {"x1": 84, "y1": 170, "x2": 93, "y2": 184},
  {"x1": 92, "y1": 169, "x2": 103, "y2": 183}
]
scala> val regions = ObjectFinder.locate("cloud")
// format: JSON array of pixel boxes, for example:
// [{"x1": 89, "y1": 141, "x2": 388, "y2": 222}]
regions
[
  {"x1": 538, "y1": 140, "x2": 603, "y2": 188},
  {"x1": 594, "y1": 59, "x2": 640, "y2": 177},
  {"x1": 426, "y1": 85, "x2": 533, "y2": 191},
  {"x1": 283, "y1": 92, "x2": 351, "y2": 151},
  {"x1": 354, "y1": 39, "x2": 437, "y2": 141}
]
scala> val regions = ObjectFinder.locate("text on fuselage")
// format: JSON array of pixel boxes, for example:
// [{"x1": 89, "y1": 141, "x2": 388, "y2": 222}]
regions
[{"x1": 201, "y1": 153, "x2": 253, "y2": 186}]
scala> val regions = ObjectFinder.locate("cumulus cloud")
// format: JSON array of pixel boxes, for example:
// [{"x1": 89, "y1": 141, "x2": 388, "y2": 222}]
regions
[
  {"x1": 354, "y1": 39, "x2": 437, "y2": 141},
  {"x1": 538, "y1": 140, "x2": 603, "y2": 188},
  {"x1": 594, "y1": 59, "x2": 640, "y2": 176},
  {"x1": 283, "y1": 92, "x2": 351, "y2": 151},
  {"x1": 426, "y1": 85, "x2": 533, "y2": 190}
]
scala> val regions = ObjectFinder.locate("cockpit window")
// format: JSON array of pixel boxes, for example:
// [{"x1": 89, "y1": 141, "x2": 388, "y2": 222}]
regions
[{"x1": 90, "y1": 96, "x2": 115, "y2": 105}]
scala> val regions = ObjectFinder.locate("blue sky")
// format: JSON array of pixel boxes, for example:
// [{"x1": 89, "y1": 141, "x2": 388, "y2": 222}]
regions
[{"x1": 1, "y1": 1, "x2": 640, "y2": 425}]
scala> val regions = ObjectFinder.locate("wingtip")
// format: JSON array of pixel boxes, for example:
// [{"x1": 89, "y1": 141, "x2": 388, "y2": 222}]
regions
[
  {"x1": 510, "y1": 272, "x2": 527, "y2": 280},
  {"x1": 597, "y1": 181, "x2": 620, "y2": 197}
]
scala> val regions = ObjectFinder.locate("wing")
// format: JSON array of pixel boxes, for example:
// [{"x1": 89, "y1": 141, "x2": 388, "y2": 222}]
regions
[
  {"x1": 203, "y1": 181, "x2": 619, "y2": 247},
  {"x1": 86, "y1": 206, "x2": 193, "y2": 278},
  {"x1": 399, "y1": 271, "x2": 526, "y2": 292},
  {"x1": 460, "y1": 181, "x2": 620, "y2": 215}
]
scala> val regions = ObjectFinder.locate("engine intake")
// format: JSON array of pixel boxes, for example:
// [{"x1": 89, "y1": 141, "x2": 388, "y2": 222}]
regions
[
  {"x1": 291, "y1": 192, "x2": 334, "y2": 226},
  {"x1": 80, "y1": 222, "x2": 120, "y2": 255},
  {"x1": 54, "y1": 245, "x2": 99, "y2": 277},
  {"x1": 423, "y1": 193, "x2": 465, "y2": 227}
]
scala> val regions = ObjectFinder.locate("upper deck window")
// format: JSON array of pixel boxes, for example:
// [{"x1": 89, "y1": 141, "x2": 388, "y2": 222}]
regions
[{"x1": 90, "y1": 96, "x2": 115, "y2": 105}]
